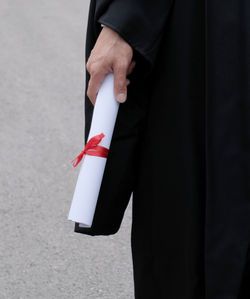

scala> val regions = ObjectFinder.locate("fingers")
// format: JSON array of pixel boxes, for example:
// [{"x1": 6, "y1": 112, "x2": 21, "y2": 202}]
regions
[
  {"x1": 113, "y1": 61, "x2": 134, "y2": 103},
  {"x1": 113, "y1": 60, "x2": 129, "y2": 103},
  {"x1": 87, "y1": 62, "x2": 133, "y2": 105},
  {"x1": 86, "y1": 69, "x2": 106, "y2": 105},
  {"x1": 86, "y1": 57, "x2": 135, "y2": 105}
]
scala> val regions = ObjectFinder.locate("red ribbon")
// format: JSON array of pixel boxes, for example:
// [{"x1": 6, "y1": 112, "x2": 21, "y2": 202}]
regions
[{"x1": 72, "y1": 133, "x2": 109, "y2": 167}]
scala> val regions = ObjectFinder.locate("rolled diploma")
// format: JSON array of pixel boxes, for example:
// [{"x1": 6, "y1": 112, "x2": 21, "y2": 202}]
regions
[{"x1": 68, "y1": 72, "x2": 119, "y2": 227}]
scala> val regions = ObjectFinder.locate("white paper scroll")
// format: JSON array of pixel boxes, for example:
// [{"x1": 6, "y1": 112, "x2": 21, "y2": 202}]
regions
[{"x1": 68, "y1": 72, "x2": 119, "y2": 227}]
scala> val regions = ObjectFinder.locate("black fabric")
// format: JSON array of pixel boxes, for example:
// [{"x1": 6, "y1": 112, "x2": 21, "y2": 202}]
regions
[
  {"x1": 74, "y1": 0, "x2": 151, "y2": 236},
  {"x1": 97, "y1": 0, "x2": 173, "y2": 73},
  {"x1": 73, "y1": 0, "x2": 250, "y2": 298}
]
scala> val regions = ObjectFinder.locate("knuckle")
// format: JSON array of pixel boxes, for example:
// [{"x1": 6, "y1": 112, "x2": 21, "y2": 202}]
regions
[
  {"x1": 86, "y1": 60, "x2": 92, "y2": 73},
  {"x1": 87, "y1": 57, "x2": 107, "y2": 75},
  {"x1": 116, "y1": 79, "x2": 125, "y2": 88},
  {"x1": 115, "y1": 57, "x2": 128, "y2": 69},
  {"x1": 91, "y1": 69, "x2": 99, "y2": 78},
  {"x1": 115, "y1": 73, "x2": 126, "y2": 88},
  {"x1": 86, "y1": 60, "x2": 99, "y2": 75},
  {"x1": 90, "y1": 64, "x2": 100, "y2": 76},
  {"x1": 117, "y1": 60, "x2": 128, "y2": 71},
  {"x1": 115, "y1": 73, "x2": 124, "y2": 83}
]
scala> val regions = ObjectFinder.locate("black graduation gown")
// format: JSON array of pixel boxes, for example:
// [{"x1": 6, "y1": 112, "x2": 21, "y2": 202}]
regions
[{"x1": 74, "y1": 0, "x2": 250, "y2": 298}]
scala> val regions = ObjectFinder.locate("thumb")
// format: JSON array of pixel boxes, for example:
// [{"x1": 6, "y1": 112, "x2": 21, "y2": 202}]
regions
[{"x1": 113, "y1": 62, "x2": 128, "y2": 103}]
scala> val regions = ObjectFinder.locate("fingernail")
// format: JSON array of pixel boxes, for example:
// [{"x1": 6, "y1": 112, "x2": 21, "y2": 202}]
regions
[{"x1": 116, "y1": 93, "x2": 126, "y2": 103}]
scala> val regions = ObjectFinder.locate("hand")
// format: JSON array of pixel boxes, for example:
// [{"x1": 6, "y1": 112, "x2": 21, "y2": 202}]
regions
[{"x1": 86, "y1": 26, "x2": 136, "y2": 105}]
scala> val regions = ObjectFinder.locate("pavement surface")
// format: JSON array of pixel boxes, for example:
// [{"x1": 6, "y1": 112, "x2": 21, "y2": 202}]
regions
[{"x1": 0, "y1": 1, "x2": 134, "y2": 298}]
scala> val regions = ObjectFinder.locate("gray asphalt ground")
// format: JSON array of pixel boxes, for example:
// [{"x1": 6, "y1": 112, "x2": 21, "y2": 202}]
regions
[{"x1": 0, "y1": 1, "x2": 134, "y2": 298}]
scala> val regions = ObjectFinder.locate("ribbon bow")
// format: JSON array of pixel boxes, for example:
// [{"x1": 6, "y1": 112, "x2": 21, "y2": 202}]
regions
[{"x1": 72, "y1": 133, "x2": 109, "y2": 167}]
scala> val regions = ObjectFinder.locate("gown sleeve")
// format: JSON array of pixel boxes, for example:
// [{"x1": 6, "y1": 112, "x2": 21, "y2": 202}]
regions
[{"x1": 96, "y1": 0, "x2": 174, "y2": 74}]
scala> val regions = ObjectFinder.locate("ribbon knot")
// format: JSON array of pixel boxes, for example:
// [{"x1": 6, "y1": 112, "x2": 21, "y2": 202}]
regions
[{"x1": 72, "y1": 133, "x2": 109, "y2": 167}]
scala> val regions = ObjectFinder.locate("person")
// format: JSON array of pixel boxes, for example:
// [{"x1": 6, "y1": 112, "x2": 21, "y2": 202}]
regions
[{"x1": 74, "y1": 1, "x2": 250, "y2": 298}]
